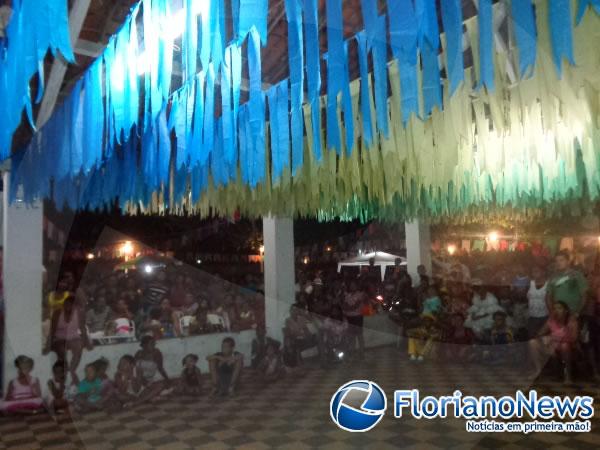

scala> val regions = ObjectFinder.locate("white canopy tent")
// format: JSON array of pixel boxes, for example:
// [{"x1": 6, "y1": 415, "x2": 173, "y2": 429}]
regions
[{"x1": 337, "y1": 251, "x2": 407, "y2": 281}]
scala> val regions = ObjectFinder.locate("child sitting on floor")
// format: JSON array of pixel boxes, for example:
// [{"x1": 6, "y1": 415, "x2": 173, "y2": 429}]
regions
[
  {"x1": 207, "y1": 337, "x2": 243, "y2": 397},
  {"x1": 484, "y1": 311, "x2": 514, "y2": 364},
  {"x1": 0, "y1": 355, "x2": 44, "y2": 415},
  {"x1": 443, "y1": 313, "x2": 473, "y2": 361},
  {"x1": 94, "y1": 357, "x2": 120, "y2": 411},
  {"x1": 177, "y1": 354, "x2": 202, "y2": 396},
  {"x1": 422, "y1": 287, "x2": 443, "y2": 317},
  {"x1": 114, "y1": 355, "x2": 140, "y2": 406},
  {"x1": 257, "y1": 342, "x2": 285, "y2": 382},
  {"x1": 46, "y1": 360, "x2": 68, "y2": 415},
  {"x1": 74, "y1": 363, "x2": 103, "y2": 413},
  {"x1": 406, "y1": 315, "x2": 441, "y2": 361}
]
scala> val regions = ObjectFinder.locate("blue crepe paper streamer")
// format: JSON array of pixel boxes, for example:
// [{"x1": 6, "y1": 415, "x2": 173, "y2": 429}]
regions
[
  {"x1": 511, "y1": 0, "x2": 537, "y2": 78},
  {"x1": 303, "y1": 0, "x2": 322, "y2": 161},
  {"x1": 549, "y1": 0, "x2": 575, "y2": 78},
  {"x1": 440, "y1": 0, "x2": 464, "y2": 95},
  {"x1": 389, "y1": 0, "x2": 419, "y2": 123},
  {"x1": 478, "y1": 0, "x2": 494, "y2": 91},
  {"x1": 356, "y1": 32, "x2": 373, "y2": 148}
]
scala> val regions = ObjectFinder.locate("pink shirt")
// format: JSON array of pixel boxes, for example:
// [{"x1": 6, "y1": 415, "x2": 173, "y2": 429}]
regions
[
  {"x1": 548, "y1": 318, "x2": 576, "y2": 344},
  {"x1": 55, "y1": 310, "x2": 81, "y2": 340}
]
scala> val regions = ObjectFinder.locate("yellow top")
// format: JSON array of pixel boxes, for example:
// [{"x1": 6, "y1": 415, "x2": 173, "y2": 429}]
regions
[{"x1": 48, "y1": 291, "x2": 70, "y2": 313}]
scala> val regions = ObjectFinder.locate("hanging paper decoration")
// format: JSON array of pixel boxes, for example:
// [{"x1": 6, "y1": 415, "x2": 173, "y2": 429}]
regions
[
  {"x1": 0, "y1": 0, "x2": 74, "y2": 158},
  {"x1": 247, "y1": 28, "x2": 266, "y2": 187},
  {"x1": 210, "y1": 0, "x2": 226, "y2": 69},
  {"x1": 285, "y1": 0, "x2": 305, "y2": 174},
  {"x1": 356, "y1": 32, "x2": 373, "y2": 147},
  {"x1": 388, "y1": 0, "x2": 419, "y2": 123},
  {"x1": 325, "y1": 0, "x2": 344, "y2": 153},
  {"x1": 202, "y1": 64, "x2": 215, "y2": 165},
  {"x1": 231, "y1": 45, "x2": 242, "y2": 165},
  {"x1": 238, "y1": 0, "x2": 268, "y2": 45},
  {"x1": 341, "y1": 41, "x2": 354, "y2": 154},
  {"x1": 360, "y1": 0, "x2": 388, "y2": 136},
  {"x1": 221, "y1": 46, "x2": 234, "y2": 163},
  {"x1": 182, "y1": 0, "x2": 198, "y2": 82},
  {"x1": 440, "y1": 0, "x2": 464, "y2": 95},
  {"x1": 576, "y1": 0, "x2": 600, "y2": 23},
  {"x1": 268, "y1": 80, "x2": 291, "y2": 183},
  {"x1": 10, "y1": 0, "x2": 600, "y2": 225},
  {"x1": 477, "y1": 0, "x2": 494, "y2": 91},
  {"x1": 189, "y1": 71, "x2": 204, "y2": 167},
  {"x1": 372, "y1": 15, "x2": 389, "y2": 138},
  {"x1": 157, "y1": 108, "x2": 170, "y2": 183},
  {"x1": 303, "y1": 0, "x2": 322, "y2": 161},
  {"x1": 548, "y1": 0, "x2": 575, "y2": 77},
  {"x1": 417, "y1": 0, "x2": 442, "y2": 116},
  {"x1": 511, "y1": 0, "x2": 537, "y2": 78},
  {"x1": 82, "y1": 60, "x2": 104, "y2": 172}
]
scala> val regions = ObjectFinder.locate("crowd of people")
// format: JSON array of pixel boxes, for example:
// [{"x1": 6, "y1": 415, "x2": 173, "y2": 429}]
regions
[
  {"x1": 38, "y1": 265, "x2": 264, "y2": 382},
  {"x1": 0, "y1": 334, "x2": 250, "y2": 415},
  {"x1": 284, "y1": 248, "x2": 600, "y2": 384},
  {"x1": 3, "y1": 243, "x2": 599, "y2": 416}
]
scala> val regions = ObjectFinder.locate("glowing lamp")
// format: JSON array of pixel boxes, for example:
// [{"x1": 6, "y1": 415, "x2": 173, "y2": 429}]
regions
[
  {"x1": 447, "y1": 244, "x2": 457, "y2": 255},
  {"x1": 120, "y1": 241, "x2": 134, "y2": 256},
  {"x1": 488, "y1": 231, "x2": 499, "y2": 242}
]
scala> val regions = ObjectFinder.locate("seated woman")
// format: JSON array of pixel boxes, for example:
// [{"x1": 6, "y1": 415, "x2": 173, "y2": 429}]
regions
[
  {"x1": 112, "y1": 298, "x2": 134, "y2": 321},
  {"x1": 406, "y1": 314, "x2": 441, "y2": 361},
  {"x1": 113, "y1": 355, "x2": 141, "y2": 406},
  {"x1": 44, "y1": 296, "x2": 92, "y2": 385},
  {"x1": 157, "y1": 298, "x2": 177, "y2": 338},
  {"x1": 142, "y1": 307, "x2": 164, "y2": 340},
  {"x1": 135, "y1": 335, "x2": 172, "y2": 403},
  {"x1": 46, "y1": 360, "x2": 68, "y2": 415},
  {"x1": 173, "y1": 293, "x2": 200, "y2": 336},
  {"x1": 85, "y1": 296, "x2": 111, "y2": 340},
  {"x1": 283, "y1": 305, "x2": 317, "y2": 364},
  {"x1": 529, "y1": 301, "x2": 578, "y2": 384},
  {"x1": 0, "y1": 356, "x2": 44, "y2": 415},
  {"x1": 321, "y1": 307, "x2": 349, "y2": 364},
  {"x1": 207, "y1": 337, "x2": 243, "y2": 397},
  {"x1": 232, "y1": 298, "x2": 256, "y2": 331}
]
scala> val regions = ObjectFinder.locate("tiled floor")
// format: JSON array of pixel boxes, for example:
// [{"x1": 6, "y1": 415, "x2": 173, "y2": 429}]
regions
[{"x1": 1, "y1": 343, "x2": 599, "y2": 449}]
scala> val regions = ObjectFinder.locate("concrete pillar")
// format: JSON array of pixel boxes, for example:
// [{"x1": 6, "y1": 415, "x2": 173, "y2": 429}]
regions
[
  {"x1": 262, "y1": 217, "x2": 295, "y2": 343},
  {"x1": 2, "y1": 172, "x2": 47, "y2": 392},
  {"x1": 405, "y1": 219, "x2": 432, "y2": 284}
]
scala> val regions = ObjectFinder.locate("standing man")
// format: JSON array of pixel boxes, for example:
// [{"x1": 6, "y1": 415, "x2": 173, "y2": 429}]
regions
[
  {"x1": 342, "y1": 282, "x2": 367, "y2": 359},
  {"x1": 547, "y1": 250, "x2": 588, "y2": 316}
]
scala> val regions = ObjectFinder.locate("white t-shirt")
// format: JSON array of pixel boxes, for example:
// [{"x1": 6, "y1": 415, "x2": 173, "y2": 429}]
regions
[{"x1": 527, "y1": 280, "x2": 548, "y2": 318}]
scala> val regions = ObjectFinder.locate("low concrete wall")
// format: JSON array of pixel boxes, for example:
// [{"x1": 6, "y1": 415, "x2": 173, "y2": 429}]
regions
[{"x1": 22, "y1": 313, "x2": 397, "y2": 395}]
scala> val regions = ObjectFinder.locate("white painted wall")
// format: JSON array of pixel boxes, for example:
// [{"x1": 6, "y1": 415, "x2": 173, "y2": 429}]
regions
[
  {"x1": 74, "y1": 330, "x2": 256, "y2": 380},
  {"x1": 263, "y1": 217, "x2": 296, "y2": 343},
  {"x1": 20, "y1": 314, "x2": 393, "y2": 397},
  {"x1": 2, "y1": 172, "x2": 47, "y2": 393},
  {"x1": 405, "y1": 219, "x2": 432, "y2": 283}
]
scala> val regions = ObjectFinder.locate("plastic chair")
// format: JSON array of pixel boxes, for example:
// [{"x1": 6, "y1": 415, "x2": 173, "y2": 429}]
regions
[{"x1": 206, "y1": 313, "x2": 227, "y2": 331}]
